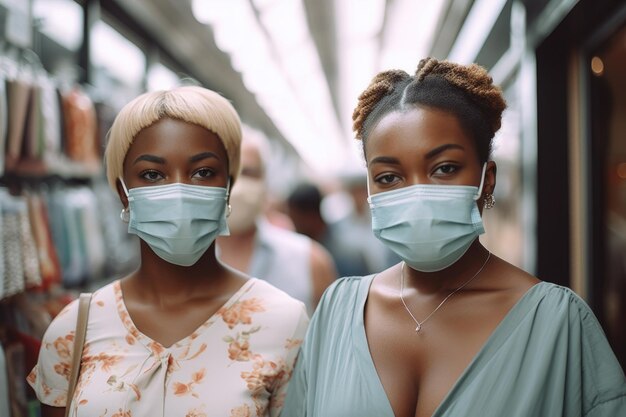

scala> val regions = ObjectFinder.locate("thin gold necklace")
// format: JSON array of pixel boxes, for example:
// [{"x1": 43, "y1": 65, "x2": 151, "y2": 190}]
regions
[{"x1": 399, "y1": 252, "x2": 491, "y2": 332}]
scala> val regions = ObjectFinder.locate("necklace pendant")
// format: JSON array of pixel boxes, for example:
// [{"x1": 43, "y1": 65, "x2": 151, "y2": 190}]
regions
[{"x1": 415, "y1": 322, "x2": 422, "y2": 332}]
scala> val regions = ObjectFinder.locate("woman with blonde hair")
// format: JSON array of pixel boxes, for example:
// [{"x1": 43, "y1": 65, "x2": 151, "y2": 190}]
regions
[{"x1": 28, "y1": 86, "x2": 308, "y2": 417}]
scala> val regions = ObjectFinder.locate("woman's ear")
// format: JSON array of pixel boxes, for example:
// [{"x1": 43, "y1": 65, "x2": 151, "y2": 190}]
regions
[
  {"x1": 484, "y1": 160, "x2": 497, "y2": 196},
  {"x1": 116, "y1": 178, "x2": 129, "y2": 208},
  {"x1": 478, "y1": 161, "x2": 497, "y2": 213}
]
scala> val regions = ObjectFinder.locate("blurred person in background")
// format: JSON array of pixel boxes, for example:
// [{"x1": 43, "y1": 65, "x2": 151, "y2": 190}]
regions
[
  {"x1": 217, "y1": 128, "x2": 336, "y2": 314},
  {"x1": 287, "y1": 182, "x2": 372, "y2": 277},
  {"x1": 286, "y1": 182, "x2": 329, "y2": 243},
  {"x1": 282, "y1": 58, "x2": 626, "y2": 417},
  {"x1": 28, "y1": 86, "x2": 308, "y2": 417},
  {"x1": 332, "y1": 173, "x2": 399, "y2": 274}
]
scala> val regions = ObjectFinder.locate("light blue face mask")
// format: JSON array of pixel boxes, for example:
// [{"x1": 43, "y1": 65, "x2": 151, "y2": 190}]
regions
[
  {"x1": 120, "y1": 180, "x2": 230, "y2": 267},
  {"x1": 368, "y1": 164, "x2": 487, "y2": 272}
]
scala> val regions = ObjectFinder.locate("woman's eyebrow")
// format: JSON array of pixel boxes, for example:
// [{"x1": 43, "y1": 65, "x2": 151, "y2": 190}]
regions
[
  {"x1": 369, "y1": 156, "x2": 401, "y2": 165},
  {"x1": 133, "y1": 154, "x2": 165, "y2": 165},
  {"x1": 425, "y1": 144, "x2": 465, "y2": 159},
  {"x1": 189, "y1": 152, "x2": 219, "y2": 163}
]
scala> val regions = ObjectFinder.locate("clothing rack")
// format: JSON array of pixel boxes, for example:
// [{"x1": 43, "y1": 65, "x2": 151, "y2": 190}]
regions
[{"x1": 0, "y1": 46, "x2": 138, "y2": 417}]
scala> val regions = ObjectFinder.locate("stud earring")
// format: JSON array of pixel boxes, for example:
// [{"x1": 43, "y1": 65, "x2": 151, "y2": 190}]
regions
[
  {"x1": 120, "y1": 207, "x2": 130, "y2": 223},
  {"x1": 483, "y1": 193, "x2": 495, "y2": 209}
]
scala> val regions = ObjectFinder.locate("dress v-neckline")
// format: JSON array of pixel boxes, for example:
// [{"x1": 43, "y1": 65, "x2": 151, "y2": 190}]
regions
[
  {"x1": 353, "y1": 275, "x2": 549, "y2": 417},
  {"x1": 113, "y1": 278, "x2": 257, "y2": 353}
]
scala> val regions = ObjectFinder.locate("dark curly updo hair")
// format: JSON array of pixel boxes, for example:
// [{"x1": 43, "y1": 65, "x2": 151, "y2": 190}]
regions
[{"x1": 352, "y1": 57, "x2": 507, "y2": 163}]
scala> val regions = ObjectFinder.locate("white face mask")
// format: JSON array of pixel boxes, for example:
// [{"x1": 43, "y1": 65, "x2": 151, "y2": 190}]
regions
[
  {"x1": 120, "y1": 179, "x2": 230, "y2": 266},
  {"x1": 227, "y1": 176, "x2": 266, "y2": 234},
  {"x1": 368, "y1": 164, "x2": 487, "y2": 272}
]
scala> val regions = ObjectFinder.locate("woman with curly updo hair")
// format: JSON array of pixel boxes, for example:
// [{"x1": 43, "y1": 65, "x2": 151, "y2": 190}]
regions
[{"x1": 281, "y1": 58, "x2": 625, "y2": 417}]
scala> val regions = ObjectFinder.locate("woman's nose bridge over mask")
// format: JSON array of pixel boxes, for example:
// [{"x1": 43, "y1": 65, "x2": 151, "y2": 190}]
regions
[
  {"x1": 405, "y1": 171, "x2": 431, "y2": 188},
  {"x1": 169, "y1": 170, "x2": 189, "y2": 185}
]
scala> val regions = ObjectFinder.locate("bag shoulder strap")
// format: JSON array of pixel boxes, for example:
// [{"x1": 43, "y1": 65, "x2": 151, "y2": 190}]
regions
[{"x1": 65, "y1": 293, "x2": 92, "y2": 417}]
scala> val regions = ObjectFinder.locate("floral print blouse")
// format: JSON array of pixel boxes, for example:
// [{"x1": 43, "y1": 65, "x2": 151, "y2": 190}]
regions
[{"x1": 28, "y1": 278, "x2": 309, "y2": 417}]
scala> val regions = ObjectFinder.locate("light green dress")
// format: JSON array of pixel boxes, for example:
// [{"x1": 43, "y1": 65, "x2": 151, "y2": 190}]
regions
[{"x1": 281, "y1": 276, "x2": 626, "y2": 417}]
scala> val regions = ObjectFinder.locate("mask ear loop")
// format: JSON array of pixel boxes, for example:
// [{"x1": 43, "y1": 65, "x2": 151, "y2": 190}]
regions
[
  {"x1": 119, "y1": 177, "x2": 130, "y2": 197},
  {"x1": 226, "y1": 177, "x2": 232, "y2": 217},
  {"x1": 474, "y1": 163, "x2": 488, "y2": 201},
  {"x1": 119, "y1": 178, "x2": 130, "y2": 223}
]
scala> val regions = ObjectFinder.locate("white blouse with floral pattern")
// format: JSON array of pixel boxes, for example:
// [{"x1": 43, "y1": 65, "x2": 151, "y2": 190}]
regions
[{"x1": 28, "y1": 278, "x2": 309, "y2": 417}]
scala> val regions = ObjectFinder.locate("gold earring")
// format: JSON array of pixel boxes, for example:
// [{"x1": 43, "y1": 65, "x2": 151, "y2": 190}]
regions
[{"x1": 483, "y1": 193, "x2": 495, "y2": 209}]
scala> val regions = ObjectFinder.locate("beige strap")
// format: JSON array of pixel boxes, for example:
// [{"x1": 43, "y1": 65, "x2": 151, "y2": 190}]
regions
[{"x1": 65, "y1": 293, "x2": 92, "y2": 417}]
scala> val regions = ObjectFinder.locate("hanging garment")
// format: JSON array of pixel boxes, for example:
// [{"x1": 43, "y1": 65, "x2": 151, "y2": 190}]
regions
[
  {"x1": 91, "y1": 179, "x2": 140, "y2": 277},
  {"x1": 5, "y1": 342, "x2": 27, "y2": 417},
  {"x1": 5, "y1": 77, "x2": 31, "y2": 171},
  {"x1": 39, "y1": 80, "x2": 62, "y2": 170},
  {"x1": 56, "y1": 89, "x2": 67, "y2": 158},
  {"x1": 73, "y1": 187, "x2": 106, "y2": 282},
  {"x1": 13, "y1": 290, "x2": 53, "y2": 339},
  {"x1": 13, "y1": 331, "x2": 42, "y2": 381},
  {"x1": 0, "y1": 75, "x2": 8, "y2": 176},
  {"x1": 63, "y1": 188, "x2": 90, "y2": 285},
  {"x1": 23, "y1": 83, "x2": 43, "y2": 160},
  {"x1": 26, "y1": 192, "x2": 61, "y2": 289},
  {"x1": 0, "y1": 344, "x2": 11, "y2": 417},
  {"x1": 61, "y1": 87, "x2": 98, "y2": 166},
  {"x1": 46, "y1": 186, "x2": 72, "y2": 281},
  {"x1": 18, "y1": 199, "x2": 42, "y2": 288},
  {"x1": 2, "y1": 195, "x2": 27, "y2": 297},
  {"x1": 0, "y1": 188, "x2": 5, "y2": 300}
]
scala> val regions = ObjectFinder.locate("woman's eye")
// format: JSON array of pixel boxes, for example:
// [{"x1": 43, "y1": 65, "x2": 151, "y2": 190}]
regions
[
  {"x1": 433, "y1": 164, "x2": 458, "y2": 175},
  {"x1": 140, "y1": 170, "x2": 163, "y2": 182},
  {"x1": 193, "y1": 168, "x2": 214, "y2": 179},
  {"x1": 375, "y1": 174, "x2": 399, "y2": 185}
]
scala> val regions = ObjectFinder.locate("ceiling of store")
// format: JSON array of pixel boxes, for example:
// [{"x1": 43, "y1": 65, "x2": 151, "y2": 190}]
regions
[{"x1": 105, "y1": 0, "x2": 460, "y2": 174}]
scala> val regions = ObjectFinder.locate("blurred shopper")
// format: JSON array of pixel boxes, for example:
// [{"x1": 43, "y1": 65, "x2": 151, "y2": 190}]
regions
[
  {"x1": 218, "y1": 129, "x2": 336, "y2": 314},
  {"x1": 332, "y1": 173, "x2": 399, "y2": 274},
  {"x1": 287, "y1": 182, "x2": 375, "y2": 277},
  {"x1": 286, "y1": 182, "x2": 328, "y2": 242},
  {"x1": 28, "y1": 86, "x2": 308, "y2": 417},
  {"x1": 282, "y1": 58, "x2": 626, "y2": 416}
]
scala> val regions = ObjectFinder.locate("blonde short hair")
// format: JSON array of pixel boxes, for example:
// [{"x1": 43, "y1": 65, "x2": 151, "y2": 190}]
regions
[{"x1": 105, "y1": 86, "x2": 242, "y2": 191}]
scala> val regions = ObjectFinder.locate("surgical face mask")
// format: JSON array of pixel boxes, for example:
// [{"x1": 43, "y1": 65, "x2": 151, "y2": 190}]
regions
[
  {"x1": 368, "y1": 164, "x2": 487, "y2": 272},
  {"x1": 227, "y1": 176, "x2": 266, "y2": 234},
  {"x1": 120, "y1": 180, "x2": 230, "y2": 266}
]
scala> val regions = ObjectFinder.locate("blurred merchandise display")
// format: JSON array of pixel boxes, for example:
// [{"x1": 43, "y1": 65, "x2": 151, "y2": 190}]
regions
[{"x1": 0, "y1": 36, "x2": 138, "y2": 417}]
